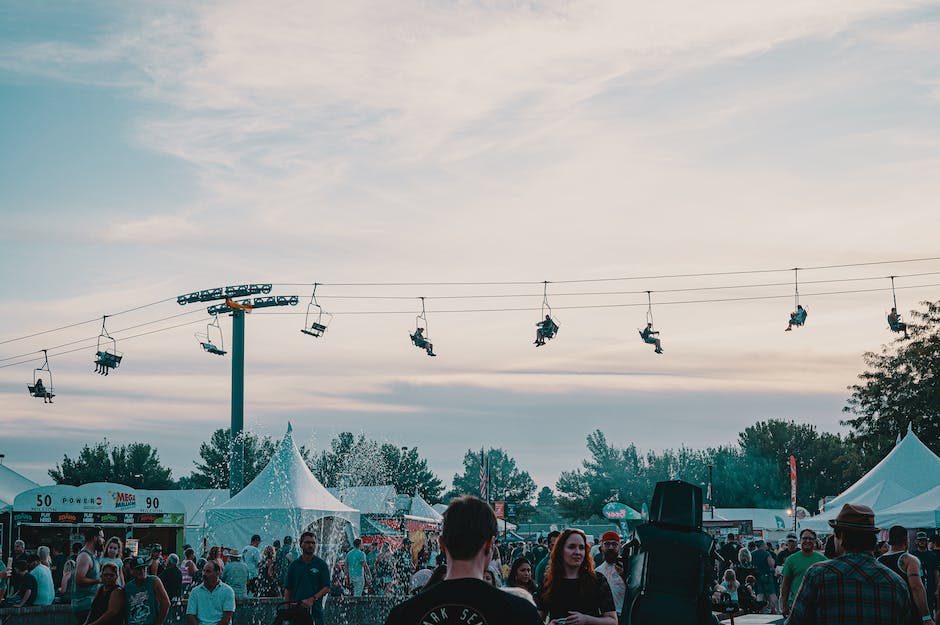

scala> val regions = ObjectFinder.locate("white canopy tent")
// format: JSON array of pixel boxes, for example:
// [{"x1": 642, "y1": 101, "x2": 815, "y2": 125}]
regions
[
  {"x1": 876, "y1": 484, "x2": 940, "y2": 529},
  {"x1": 801, "y1": 425, "x2": 940, "y2": 531},
  {"x1": 0, "y1": 464, "x2": 39, "y2": 513},
  {"x1": 205, "y1": 424, "x2": 359, "y2": 549}
]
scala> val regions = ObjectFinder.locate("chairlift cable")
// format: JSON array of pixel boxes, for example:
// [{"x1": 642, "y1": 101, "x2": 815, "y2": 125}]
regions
[
  {"x1": 247, "y1": 281, "x2": 940, "y2": 315},
  {"x1": 0, "y1": 309, "x2": 208, "y2": 363},
  {"x1": 3, "y1": 256, "x2": 938, "y2": 348},
  {"x1": 270, "y1": 255, "x2": 940, "y2": 288},
  {"x1": 0, "y1": 317, "x2": 212, "y2": 370},
  {"x1": 268, "y1": 270, "x2": 940, "y2": 301},
  {"x1": 3, "y1": 280, "x2": 939, "y2": 370},
  {"x1": 0, "y1": 296, "x2": 178, "y2": 346}
]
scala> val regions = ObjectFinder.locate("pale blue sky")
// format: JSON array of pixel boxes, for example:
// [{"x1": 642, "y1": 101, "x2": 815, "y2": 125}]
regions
[{"x1": 2, "y1": 1, "x2": 939, "y2": 494}]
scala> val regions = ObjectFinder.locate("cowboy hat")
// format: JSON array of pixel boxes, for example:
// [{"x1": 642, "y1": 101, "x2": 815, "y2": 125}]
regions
[{"x1": 828, "y1": 503, "x2": 879, "y2": 532}]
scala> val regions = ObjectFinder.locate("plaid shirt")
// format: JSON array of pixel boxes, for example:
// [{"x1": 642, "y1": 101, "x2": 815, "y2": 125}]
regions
[{"x1": 787, "y1": 552, "x2": 911, "y2": 625}]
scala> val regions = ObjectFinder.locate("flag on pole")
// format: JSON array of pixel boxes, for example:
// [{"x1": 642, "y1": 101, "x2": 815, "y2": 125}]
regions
[
  {"x1": 789, "y1": 455, "x2": 798, "y2": 512},
  {"x1": 479, "y1": 448, "x2": 488, "y2": 502}
]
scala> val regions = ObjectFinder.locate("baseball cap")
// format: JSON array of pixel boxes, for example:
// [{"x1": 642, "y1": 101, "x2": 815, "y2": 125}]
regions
[
  {"x1": 601, "y1": 531, "x2": 620, "y2": 543},
  {"x1": 130, "y1": 555, "x2": 149, "y2": 569}
]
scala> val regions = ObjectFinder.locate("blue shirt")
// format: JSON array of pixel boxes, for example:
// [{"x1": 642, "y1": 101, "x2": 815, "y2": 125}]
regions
[
  {"x1": 30, "y1": 565, "x2": 55, "y2": 605},
  {"x1": 186, "y1": 581, "x2": 236, "y2": 625}
]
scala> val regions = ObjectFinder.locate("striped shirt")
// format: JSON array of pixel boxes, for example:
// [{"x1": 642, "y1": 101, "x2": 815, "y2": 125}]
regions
[{"x1": 787, "y1": 552, "x2": 911, "y2": 625}]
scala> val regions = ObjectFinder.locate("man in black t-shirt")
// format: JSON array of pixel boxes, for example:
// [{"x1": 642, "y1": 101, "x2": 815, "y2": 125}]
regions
[
  {"x1": 775, "y1": 534, "x2": 799, "y2": 567},
  {"x1": 911, "y1": 532, "x2": 939, "y2": 613},
  {"x1": 1, "y1": 560, "x2": 37, "y2": 607},
  {"x1": 385, "y1": 496, "x2": 542, "y2": 625},
  {"x1": 718, "y1": 533, "x2": 742, "y2": 569}
]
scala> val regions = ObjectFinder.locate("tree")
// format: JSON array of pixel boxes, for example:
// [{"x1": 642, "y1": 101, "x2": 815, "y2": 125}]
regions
[
  {"x1": 308, "y1": 433, "x2": 444, "y2": 502},
  {"x1": 738, "y1": 419, "x2": 853, "y2": 510},
  {"x1": 184, "y1": 429, "x2": 278, "y2": 489},
  {"x1": 448, "y1": 448, "x2": 537, "y2": 518},
  {"x1": 555, "y1": 430, "x2": 651, "y2": 520},
  {"x1": 843, "y1": 300, "x2": 940, "y2": 470},
  {"x1": 555, "y1": 428, "x2": 805, "y2": 521},
  {"x1": 380, "y1": 445, "x2": 444, "y2": 502},
  {"x1": 50, "y1": 440, "x2": 174, "y2": 488},
  {"x1": 530, "y1": 486, "x2": 559, "y2": 522}
]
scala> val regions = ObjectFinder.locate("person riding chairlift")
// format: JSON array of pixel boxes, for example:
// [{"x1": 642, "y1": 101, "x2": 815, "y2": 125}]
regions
[
  {"x1": 534, "y1": 315, "x2": 558, "y2": 346},
  {"x1": 639, "y1": 323, "x2": 663, "y2": 354},
  {"x1": 785, "y1": 305, "x2": 807, "y2": 331},
  {"x1": 33, "y1": 378, "x2": 53, "y2": 403},
  {"x1": 411, "y1": 327, "x2": 436, "y2": 357},
  {"x1": 887, "y1": 307, "x2": 910, "y2": 338}
]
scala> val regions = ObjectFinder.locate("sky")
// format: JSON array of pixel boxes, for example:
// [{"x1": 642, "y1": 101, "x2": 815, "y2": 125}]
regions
[{"x1": 2, "y1": 1, "x2": 940, "y2": 498}]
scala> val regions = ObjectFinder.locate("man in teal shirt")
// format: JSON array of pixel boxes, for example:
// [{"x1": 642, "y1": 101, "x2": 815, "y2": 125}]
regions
[
  {"x1": 780, "y1": 528, "x2": 827, "y2": 618},
  {"x1": 278, "y1": 532, "x2": 330, "y2": 625},
  {"x1": 345, "y1": 539, "x2": 370, "y2": 597}
]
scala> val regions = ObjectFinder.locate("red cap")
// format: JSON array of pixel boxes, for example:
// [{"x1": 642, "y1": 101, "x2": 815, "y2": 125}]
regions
[{"x1": 601, "y1": 531, "x2": 620, "y2": 542}]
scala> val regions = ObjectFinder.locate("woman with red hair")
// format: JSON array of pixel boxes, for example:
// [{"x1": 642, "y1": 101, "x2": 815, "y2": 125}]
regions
[{"x1": 535, "y1": 529, "x2": 617, "y2": 625}]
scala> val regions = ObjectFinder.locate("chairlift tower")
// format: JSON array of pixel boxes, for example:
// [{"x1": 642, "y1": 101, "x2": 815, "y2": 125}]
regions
[{"x1": 178, "y1": 284, "x2": 299, "y2": 496}]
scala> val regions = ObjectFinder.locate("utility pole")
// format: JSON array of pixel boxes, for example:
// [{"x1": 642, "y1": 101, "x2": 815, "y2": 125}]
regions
[
  {"x1": 178, "y1": 284, "x2": 299, "y2": 496},
  {"x1": 708, "y1": 464, "x2": 714, "y2": 520}
]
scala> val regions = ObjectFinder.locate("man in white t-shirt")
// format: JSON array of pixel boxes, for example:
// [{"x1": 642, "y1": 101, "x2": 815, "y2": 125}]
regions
[
  {"x1": 242, "y1": 535, "x2": 262, "y2": 579},
  {"x1": 594, "y1": 531, "x2": 626, "y2": 618}
]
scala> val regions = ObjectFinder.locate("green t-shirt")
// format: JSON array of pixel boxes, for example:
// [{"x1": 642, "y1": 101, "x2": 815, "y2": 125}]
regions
[{"x1": 782, "y1": 549, "x2": 827, "y2": 607}]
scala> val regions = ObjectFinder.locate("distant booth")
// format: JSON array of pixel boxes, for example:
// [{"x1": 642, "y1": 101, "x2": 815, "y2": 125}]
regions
[{"x1": 13, "y1": 483, "x2": 186, "y2": 554}]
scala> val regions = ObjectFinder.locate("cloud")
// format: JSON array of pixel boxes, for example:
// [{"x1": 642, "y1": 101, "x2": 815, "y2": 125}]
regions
[{"x1": 106, "y1": 214, "x2": 201, "y2": 242}]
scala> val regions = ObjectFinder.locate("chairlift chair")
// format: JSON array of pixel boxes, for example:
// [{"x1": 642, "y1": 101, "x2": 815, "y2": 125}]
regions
[
  {"x1": 886, "y1": 276, "x2": 910, "y2": 338},
  {"x1": 27, "y1": 349, "x2": 55, "y2": 403},
  {"x1": 410, "y1": 297, "x2": 436, "y2": 356},
  {"x1": 301, "y1": 284, "x2": 333, "y2": 338},
  {"x1": 94, "y1": 316, "x2": 123, "y2": 375},
  {"x1": 785, "y1": 269, "x2": 808, "y2": 331},
  {"x1": 196, "y1": 315, "x2": 227, "y2": 356},
  {"x1": 534, "y1": 281, "x2": 560, "y2": 346},
  {"x1": 638, "y1": 291, "x2": 663, "y2": 354}
]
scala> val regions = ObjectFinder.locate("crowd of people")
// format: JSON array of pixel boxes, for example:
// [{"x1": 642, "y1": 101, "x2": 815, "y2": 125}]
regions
[
  {"x1": 1, "y1": 500, "x2": 938, "y2": 625},
  {"x1": 710, "y1": 508, "x2": 940, "y2": 625}
]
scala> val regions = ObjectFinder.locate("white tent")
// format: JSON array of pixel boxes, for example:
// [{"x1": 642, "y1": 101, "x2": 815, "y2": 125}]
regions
[
  {"x1": 408, "y1": 494, "x2": 443, "y2": 523},
  {"x1": 0, "y1": 463, "x2": 39, "y2": 513},
  {"x1": 801, "y1": 425, "x2": 940, "y2": 531},
  {"x1": 205, "y1": 424, "x2": 359, "y2": 549},
  {"x1": 876, "y1": 484, "x2": 940, "y2": 529}
]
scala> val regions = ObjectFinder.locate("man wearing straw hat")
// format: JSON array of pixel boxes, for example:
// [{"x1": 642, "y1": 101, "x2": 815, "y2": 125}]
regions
[{"x1": 787, "y1": 504, "x2": 913, "y2": 625}]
